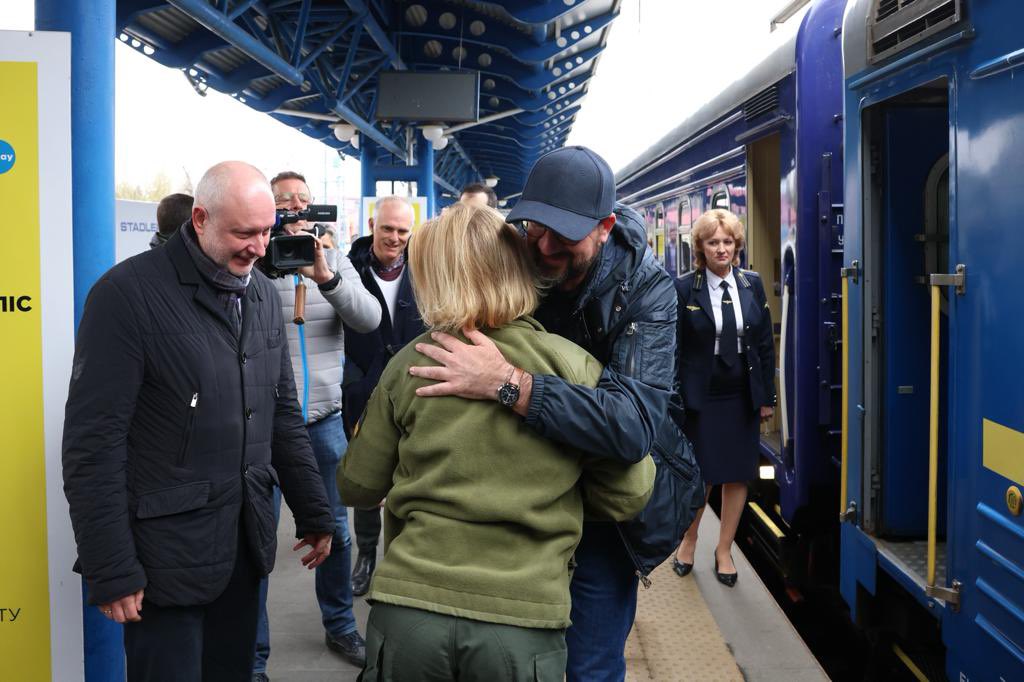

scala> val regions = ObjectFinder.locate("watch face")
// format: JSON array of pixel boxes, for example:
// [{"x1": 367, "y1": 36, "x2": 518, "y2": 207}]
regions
[{"x1": 498, "y1": 383, "x2": 520, "y2": 407}]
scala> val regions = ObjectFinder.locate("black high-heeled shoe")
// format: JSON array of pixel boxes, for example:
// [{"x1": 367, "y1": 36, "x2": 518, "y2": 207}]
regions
[
  {"x1": 671, "y1": 557, "x2": 694, "y2": 577},
  {"x1": 714, "y1": 556, "x2": 738, "y2": 588}
]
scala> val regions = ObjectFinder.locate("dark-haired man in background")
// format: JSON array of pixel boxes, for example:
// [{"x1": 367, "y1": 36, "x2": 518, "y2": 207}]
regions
[
  {"x1": 459, "y1": 182, "x2": 498, "y2": 209},
  {"x1": 149, "y1": 192, "x2": 193, "y2": 248}
]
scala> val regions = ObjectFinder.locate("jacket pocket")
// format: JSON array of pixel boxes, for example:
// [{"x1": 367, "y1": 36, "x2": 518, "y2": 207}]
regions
[
  {"x1": 177, "y1": 392, "x2": 199, "y2": 467},
  {"x1": 137, "y1": 481, "x2": 210, "y2": 519},
  {"x1": 267, "y1": 327, "x2": 282, "y2": 348},
  {"x1": 133, "y1": 481, "x2": 216, "y2": 570}
]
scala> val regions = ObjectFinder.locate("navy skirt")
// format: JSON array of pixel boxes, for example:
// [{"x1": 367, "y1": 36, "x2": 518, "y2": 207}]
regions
[{"x1": 683, "y1": 356, "x2": 759, "y2": 485}]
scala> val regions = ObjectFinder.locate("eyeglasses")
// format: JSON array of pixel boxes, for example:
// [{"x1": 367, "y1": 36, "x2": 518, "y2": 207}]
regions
[
  {"x1": 274, "y1": 191, "x2": 312, "y2": 204},
  {"x1": 524, "y1": 220, "x2": 583, "y2": 246}
]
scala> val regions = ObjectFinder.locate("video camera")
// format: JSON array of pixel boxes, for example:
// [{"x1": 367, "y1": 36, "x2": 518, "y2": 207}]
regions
[{"x1": 260, "y1": 204, "x2": 338, "y2": 278}]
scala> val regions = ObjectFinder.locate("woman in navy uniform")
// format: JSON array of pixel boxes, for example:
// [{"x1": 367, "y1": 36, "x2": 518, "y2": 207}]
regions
[{"x1": 672, "y1": 209, "x2": 775, "y2": 586}]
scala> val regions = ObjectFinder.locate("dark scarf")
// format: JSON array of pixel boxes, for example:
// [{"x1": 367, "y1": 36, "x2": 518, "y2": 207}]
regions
[
  {"x1": 371, "y1": 249, "x2": 406, "y2": 282},
  {"x1": 180, "y1": 222, "x2": 250, "y2": 326}
]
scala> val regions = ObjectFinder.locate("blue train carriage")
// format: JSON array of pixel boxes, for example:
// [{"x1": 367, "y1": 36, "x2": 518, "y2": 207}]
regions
[
  {"x1": 615, "y1": 0, "x2": 846, "y2": 583},
  {"x1": 840, "y1": 0, "x2": 1024, "y2": 678}
]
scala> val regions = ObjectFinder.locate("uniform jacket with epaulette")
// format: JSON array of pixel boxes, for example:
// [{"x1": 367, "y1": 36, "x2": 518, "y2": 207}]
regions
[{"x1": 674, "y1": 267, "x2": 776, "y2": 412}]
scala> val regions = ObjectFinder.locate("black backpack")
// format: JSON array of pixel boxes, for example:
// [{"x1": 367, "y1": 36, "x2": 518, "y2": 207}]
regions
[{"x1": 616, "y1": 400, "x2": 704, "y2": 585}]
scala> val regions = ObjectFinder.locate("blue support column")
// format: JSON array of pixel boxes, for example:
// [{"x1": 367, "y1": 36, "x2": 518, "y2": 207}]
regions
[
  {"x1": 35, "y1": 1, "x2": 121, "y2": 680},
  {"x1": 359, "y1": 137, "x2": 377, "y2": 236},
  {"x1": 416, "y1": 138, "x2": 435, "y2": 218}
]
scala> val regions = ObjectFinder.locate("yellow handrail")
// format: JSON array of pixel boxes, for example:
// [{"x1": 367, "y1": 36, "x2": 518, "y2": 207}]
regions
[
  {"x1": 927, "y1": 284, "x2": 940, "y2": 587},
  {"x1": 840, "y1": 275, "x2": 849, "y2": 518}
]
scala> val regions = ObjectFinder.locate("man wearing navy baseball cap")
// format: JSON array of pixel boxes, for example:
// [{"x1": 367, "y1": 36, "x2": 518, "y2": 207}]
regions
[{"x1": 410, "y1": 146, "x2": 679, "y2": 681}]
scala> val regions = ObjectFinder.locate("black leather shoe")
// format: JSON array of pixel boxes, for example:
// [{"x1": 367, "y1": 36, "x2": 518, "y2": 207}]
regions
[
  {"x1": 671, "y1": 557, "x2": 694, "y2": 577},
  {"x1": 351, "y1": 553, "x2": 375, "y2": 597},
  {"x1": 714, "y1": 556, "x2": 738, "y2": 588},
  {"x1": 325, "y1": 631, "x2": 367, "y2": 668}
]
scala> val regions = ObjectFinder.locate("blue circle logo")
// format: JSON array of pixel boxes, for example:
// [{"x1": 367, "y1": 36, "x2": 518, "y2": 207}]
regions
[{"x1": 0, "y1": 140, "x2": 15, "y2": 175}]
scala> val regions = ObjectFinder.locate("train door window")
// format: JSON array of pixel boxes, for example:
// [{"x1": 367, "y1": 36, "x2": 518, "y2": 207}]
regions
[
  {"x1": 712, "y1": 190, "x2": 729, "y2": 210},
  {"x1": 677, "y1": 199, "x2": 692, "y2": 276},
  {"x1": 655, "y1": 206, "x2": 665, "y2": 265}
]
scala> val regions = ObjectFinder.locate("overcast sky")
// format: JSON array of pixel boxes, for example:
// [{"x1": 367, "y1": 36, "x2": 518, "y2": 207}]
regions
[{"x1": 0, "y1": 1, "x2": 803, "y2": 197}]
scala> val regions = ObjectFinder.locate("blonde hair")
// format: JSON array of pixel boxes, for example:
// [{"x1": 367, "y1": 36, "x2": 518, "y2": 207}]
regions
[
  {"x1": 408, "y1": 203, "x2": 539, "y2": 332},
  {"x1": 692, "y1": 208, "x2": 745, "y2": 269}
]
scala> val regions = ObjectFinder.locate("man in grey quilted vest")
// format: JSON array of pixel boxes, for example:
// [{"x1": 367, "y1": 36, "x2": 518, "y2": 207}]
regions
[{"x1": 253, "y1": 171, "x2": 382, "y2": 678}]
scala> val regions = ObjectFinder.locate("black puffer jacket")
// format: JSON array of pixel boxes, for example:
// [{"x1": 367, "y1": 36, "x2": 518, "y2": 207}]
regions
[{"x1": 62, "y1": 230, "x2": 334, "y2": 607}]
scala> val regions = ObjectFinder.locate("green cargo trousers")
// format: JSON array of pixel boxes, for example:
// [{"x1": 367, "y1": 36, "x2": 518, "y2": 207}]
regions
[{"x1": 359, "y1": 603, "x2": 567, "y2": 681}]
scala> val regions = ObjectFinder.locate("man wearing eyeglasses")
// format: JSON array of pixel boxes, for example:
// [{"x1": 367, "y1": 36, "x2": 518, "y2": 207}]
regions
[
  {"x1": 409, "y1": 146, "x2": 679, "y2": 681},
  {"x1": 253, "y1": 171, "x2": 381, "y2": 678}
]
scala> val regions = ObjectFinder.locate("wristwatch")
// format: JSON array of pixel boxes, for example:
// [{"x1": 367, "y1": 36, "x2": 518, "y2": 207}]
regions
[{"x1": 497, "y1": 366, "x2": 521, "y2": 408}]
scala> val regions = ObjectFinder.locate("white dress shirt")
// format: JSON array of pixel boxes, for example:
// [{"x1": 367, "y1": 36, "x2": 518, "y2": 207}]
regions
[{"x1": 707, "y1": 267, "x2": 744, "y2": 356}]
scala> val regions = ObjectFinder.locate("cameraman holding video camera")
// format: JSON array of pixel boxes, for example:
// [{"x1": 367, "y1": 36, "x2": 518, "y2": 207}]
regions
[{"x1": 253, "y1": 171, "x2": 381, "y2": 677}]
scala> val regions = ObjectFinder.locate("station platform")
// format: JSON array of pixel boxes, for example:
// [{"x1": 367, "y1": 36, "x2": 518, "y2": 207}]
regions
[{"x1": 264, "y1": 508, "x2": 826, "y2": 681}]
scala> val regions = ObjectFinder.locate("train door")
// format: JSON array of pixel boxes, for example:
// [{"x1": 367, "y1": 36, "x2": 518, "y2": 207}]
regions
[
  {"x1": 939, "y1": 46, "x2": 1024, "y2": 678},
  {"x1": 746, "y1": 134, "x2": 783, "y2": 455},
  {"x1": 861, "y1": 82, "x2": 950, "y2": 582}
]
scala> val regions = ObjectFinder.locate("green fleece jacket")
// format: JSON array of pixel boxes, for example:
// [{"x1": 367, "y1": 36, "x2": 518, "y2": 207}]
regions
[{"x1": 337, "y1": 316, "x2": 655, "y2": 629}]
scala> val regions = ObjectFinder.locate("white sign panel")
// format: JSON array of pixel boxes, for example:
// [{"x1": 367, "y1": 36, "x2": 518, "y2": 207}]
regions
[{"x1": 115, "y1": 199, "x2": 159, "y2": 263}]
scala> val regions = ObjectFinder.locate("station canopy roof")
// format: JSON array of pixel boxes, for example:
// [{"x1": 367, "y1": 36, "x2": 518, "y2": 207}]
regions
[{"x1": 117, "y1": 0, "x2": 622, "y2": 202}]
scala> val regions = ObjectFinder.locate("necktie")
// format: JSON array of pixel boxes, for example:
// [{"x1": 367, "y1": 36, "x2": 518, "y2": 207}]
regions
[{"x1": 720, "y1": 281, "x2": 738, "y2": 367}]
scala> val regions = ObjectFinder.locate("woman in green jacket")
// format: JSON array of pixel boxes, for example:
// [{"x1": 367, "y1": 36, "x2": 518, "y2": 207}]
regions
[{"x1": 338, "y1": 203, "x2": 655, "y2": 681}]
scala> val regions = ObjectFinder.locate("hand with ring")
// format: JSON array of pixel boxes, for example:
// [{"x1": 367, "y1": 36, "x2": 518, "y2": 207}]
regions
[{"x1": 98, "y1": 589, "x2": 145, "y2": 623}]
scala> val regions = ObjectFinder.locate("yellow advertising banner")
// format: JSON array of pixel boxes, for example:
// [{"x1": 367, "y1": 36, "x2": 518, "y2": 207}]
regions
[
  {"x1": 0, "y1": 30, "x2": 77, "y2": 681},
  {"x1": 0, "y1": 60, "x2": 51, "y2": 680}
]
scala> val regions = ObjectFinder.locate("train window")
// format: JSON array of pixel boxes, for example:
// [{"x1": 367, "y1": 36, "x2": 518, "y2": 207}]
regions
[
  {"x1": 712, "y1": 191, "x2": 729, "y2": 210},
  {"x1": 678, "y1": 235, "x2": 691, "y2": 276},
  {"x1": 677, "y1": 199, "x2": 692, "y2": 277}
]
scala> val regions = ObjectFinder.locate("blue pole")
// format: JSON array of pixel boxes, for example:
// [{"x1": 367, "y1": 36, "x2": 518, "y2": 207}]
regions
[
  {"x1": 34, "y1": 1, "x2": 121, "y2": 680},
  {"x1": 416, "y1": 137, "x2": 435, "y2": 218},
  {"x1": 360, "y1": 137, "x2": 377, "y2": 236}
]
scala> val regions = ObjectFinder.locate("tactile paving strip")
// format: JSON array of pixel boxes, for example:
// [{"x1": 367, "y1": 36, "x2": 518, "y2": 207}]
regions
[{"x1": 625, "y1": 561, "x2": 744, "y2": 681}]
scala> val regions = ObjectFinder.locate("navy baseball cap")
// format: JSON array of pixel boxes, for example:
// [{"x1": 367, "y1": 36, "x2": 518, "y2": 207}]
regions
[{"x1": 507, "y1": 146, "x2": 615, "y2": 242}]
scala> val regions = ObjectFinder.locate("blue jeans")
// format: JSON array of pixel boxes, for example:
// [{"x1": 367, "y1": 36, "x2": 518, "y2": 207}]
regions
[
  {"x1": 254, "y1": 412, "x2": 355, "y2": 672},
  {"x1": 565, "y1": 522, "x2": 639, "y2": 682}
]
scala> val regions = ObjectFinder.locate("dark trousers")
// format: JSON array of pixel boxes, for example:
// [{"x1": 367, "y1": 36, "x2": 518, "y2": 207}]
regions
[
  {"x1": 123, "y1": 531, "x2": 261, "y2": 682},
  {"x1": 565, "y1": 522, "x2": 639, "y2": 682},
  {"x1": 354, "y1": 506, "x2": 381, "y2": 555},
  {"x1": 361, "y1": 603, "x2": 566, "y2": 681}
]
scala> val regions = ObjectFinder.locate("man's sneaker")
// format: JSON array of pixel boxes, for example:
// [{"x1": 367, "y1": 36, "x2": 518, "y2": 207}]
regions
[
  {"x1": 351, "y1": 553, "x2": 376, "y2": 597},
  {"x1": 325, "y1": 630, "x2": 367, "y2": 668},
  {"x1": 252, "y1": 673, "x2": 270, "y2": 682}
]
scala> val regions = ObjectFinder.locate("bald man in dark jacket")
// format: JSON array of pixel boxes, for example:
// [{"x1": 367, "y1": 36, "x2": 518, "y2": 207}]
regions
[{"x1": 62, "y1": 161, "x2": 334, "y2": 681}]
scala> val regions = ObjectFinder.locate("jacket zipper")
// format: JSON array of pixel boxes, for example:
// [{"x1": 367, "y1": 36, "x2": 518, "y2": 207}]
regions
[
  {"x1": 624, "y1": 322, "x2": 639, "y2": 377},
  {"x1": 178, "y1": 392, "x2": 198, "y2": 467},
  {"x1": 615, "y1": 523, "x2": 653, "y2": 588}
]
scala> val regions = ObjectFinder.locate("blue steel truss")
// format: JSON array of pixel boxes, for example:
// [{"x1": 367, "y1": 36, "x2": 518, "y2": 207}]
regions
[{"x1": 116, "y1": 0, "x2": 621, "y2": 201}]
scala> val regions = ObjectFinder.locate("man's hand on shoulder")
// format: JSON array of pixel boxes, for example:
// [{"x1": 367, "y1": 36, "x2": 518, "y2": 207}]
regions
[
  {"x1": 294, "y1": 532, "x2": 332, "y2": 569},
  {"x1": 98, "y1": 589, "x2": 145, "y2": 623},
  {"x1": 409, "y1": 328, "x2": 512, "y2": 401}
]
